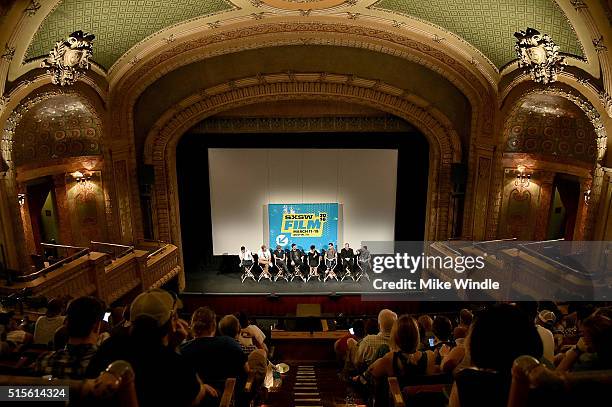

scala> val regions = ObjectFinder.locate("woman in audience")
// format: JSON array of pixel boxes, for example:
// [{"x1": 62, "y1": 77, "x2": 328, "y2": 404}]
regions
[
  {"x1": 363, "y1": 315, "x2": 436, "y2": 384},
  {"x1": 417, "y1": 314, "x2": 434, "y2": 350},
  {"x1": 556, "y1": 313, "x2": 612, "y2": 372},
  {"x1": 453, "y1": 309, "x2": 472, "y2": 340},
  {"x1": 236, "y1": 311, "x2": 267, "y2": 353},
  {"x1": 431, "y1": 315, "x2": 454, "y2": 365},
  {"x1": 449, "y1": 303, "x2": 543, "y2": 407}
]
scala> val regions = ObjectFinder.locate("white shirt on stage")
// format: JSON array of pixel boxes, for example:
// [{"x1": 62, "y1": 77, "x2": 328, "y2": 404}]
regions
[
  {"x1": 239, "y1": 250, "x2": 253, "y2": 262},
  {"x1": 258, "y1": 249, "x2": 270, "y2": 261}
]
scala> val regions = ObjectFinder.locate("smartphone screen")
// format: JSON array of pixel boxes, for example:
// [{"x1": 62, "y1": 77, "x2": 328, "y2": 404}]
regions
[
  {"x1": 428, "y1": 337, "x2": 435, "y2": 347},
  {"x1": 103, "y1": 312, "x2": 111, "y2": 322},
  {"x1": 349, "y1": 327, "x2": 354, "y2": 335}
]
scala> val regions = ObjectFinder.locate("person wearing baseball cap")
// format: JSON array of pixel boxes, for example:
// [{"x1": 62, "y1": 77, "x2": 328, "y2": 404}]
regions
[{"x1": 86, "y1": 289, "x2": 217, "y2": 406}]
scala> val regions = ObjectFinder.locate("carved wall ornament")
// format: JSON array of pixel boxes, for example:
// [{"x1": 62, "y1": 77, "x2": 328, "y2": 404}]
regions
[
  {"x1": 41, "y1": 31, "x2": 95, "y2": 86},
  {"x1": 514, "y1": 28, "x2": 566, "y2": 84}
]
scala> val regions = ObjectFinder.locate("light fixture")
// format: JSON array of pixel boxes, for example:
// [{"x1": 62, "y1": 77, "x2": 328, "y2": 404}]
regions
[
  {"x1": 584, "y1": 189, "x2": 591, "y2": 205},
  {"x1": 515, "y1": 165, "x2": 531, "y2": 189},
  {"x1": 72, "y1": 170, "x2": 92, "y2": 184},
  {"x1": 17, "y1": 193, "x2": 25, "y2": 206}
]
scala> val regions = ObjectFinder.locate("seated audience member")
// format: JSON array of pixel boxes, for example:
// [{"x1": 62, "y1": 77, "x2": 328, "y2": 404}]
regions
[
  {"x1": 516, "y1": 301, "x2": 555, "y2": 363},
  {"x1": 364, "y1": 315, "x2": 436, "y2": 385},
  {"x1": 335, "y1": 319, "x2": 363, "y2": 362},
  {"x1": 355, "y1": 309, "x2": 397, "y2": 369},
  {"x1": 239, "y1": 246, "x2": 254, "y2": 273},
  {"x1": 453, "y1": 309, "x2": 472, "y2": 340},
  {"x1": 340, "y1": 243, "x2": 355, "y2": 272},
  {"x1": 33, "y1": 298, "x2": 65, "y2": 346},
  {"x1": 2, "y1": 316, "x2": 33, "y2": 350},
  {"x1": 87, "y1": 289, "x2": 215, "y2": 407},
  {"x1": 220, "y1": 314, "x2": 258, "y2": 356},
  {"x1": 449, "y1": 304, "x2": 543, "y2": 407},
  {"x1": 432, "y1": 315, "x2": 454, "y2": 364},
  {"x1": 341, "y1": 320, "x2": 367, "y2": 379},
  {"x1": 556, "y1": 313, "x2": 612, "y2": 372},
  {"x1": 236, "y1": 311, "x2": 267, "y2": 353},
  {"x1": 417, "y1": 314, "x2": 434, "y2": 350},
  {"x1": 181, "y1": 307, "x2": 249, "y2": 394},
  {"x1": 34, "y1": 296, "x2": 103, "y2": 379},
  {"x1": 110, "y1": 306, "x2": 131, "y2": 338}
]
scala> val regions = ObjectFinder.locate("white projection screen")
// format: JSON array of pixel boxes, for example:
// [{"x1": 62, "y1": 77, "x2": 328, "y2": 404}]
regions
[{"x1": 208, "y1": 149, "x2": 398, "y2": 255}]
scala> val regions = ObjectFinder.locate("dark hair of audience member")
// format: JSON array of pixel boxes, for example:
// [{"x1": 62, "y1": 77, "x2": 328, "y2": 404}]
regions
[
  {"x1": 433, "y1": 315, "x2": 453, "y2": 342},
  {"x1": 459, "y1": 309, "x2": 473, "y2": 326},
  {"x1": 365, "y1": 318, "x2": 378, "y2": 335},
  {"x1": 351, "y1": 319, "x2": 366, "y2": 339},
  {"x1": 515, "y1": 300, "x2": 539, "y2": 323},
  {"x1": 235, "y1": 311, "x2": 249, "y2": 329},
  {"x1": 66, "y1": 296, "x2": 104, "y2": 338},
  {"x1": 219, "y1": 315, "x2": 241, "y2": 338},
  {"x1": 391, "y1": 315, "x2": 420, "y2": 353},
  {"x1": 469, "y1": 303, "x2": 543, "y2": 373},
  {"x1": 190, "y1": 307, "x2": 216, "y2": 337},
  {"x1": 46, "y1": 298, "x2": 63, "y2": 317},
  {"x1": 581, "y1": 313, "x2": 612, "y2": 368}
]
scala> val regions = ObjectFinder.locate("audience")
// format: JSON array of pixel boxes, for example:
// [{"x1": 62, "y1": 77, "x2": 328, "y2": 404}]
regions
[
  {"x1": 220, "y1": 314, "x2": 258, "y2": 356},
  {"x1": 516, "y1": 301, "x2": 555, "y2": 363},
  {"x1": 235, "y1": 311, "x2": 267, "y2": 353},
  {"x1": 355, "y1": 309, "x2": 397, "y2": 369},
  {"x1": 34, "y1": 296, "x2": 103, "y2": 379},
  {"x1": 86, "y1": 289, "x2": 215, "y2": 407},
  {"x1": 181, "y1": 307, "x2": 249, "y2": 395},
  {"x1": 453, "y1": 309, "x2": 472, "y2": 339},
  {"x1": 557, "y1": 313, "x2": 612, "y2": 372},
  {"x1": 33, "y1": 298, "x2": 65, "y2": 346}
]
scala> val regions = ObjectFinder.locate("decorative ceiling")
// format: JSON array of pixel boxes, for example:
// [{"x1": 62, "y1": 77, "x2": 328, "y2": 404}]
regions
[
  {"x1": 26, "y1": 0, "x2": 233, "y2": 70},
  {"x1": 372, "y1": 0, "x2": 583, "y2": 68},
  {"x1": 23, "y1": 0, "x2": 584, "y2": 72}
]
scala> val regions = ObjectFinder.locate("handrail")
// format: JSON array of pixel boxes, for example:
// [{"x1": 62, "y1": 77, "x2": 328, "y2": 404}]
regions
[
  {"x1": 516, "y1": 240, "x2": 596, "y2": 277},
  {"x1": 91, "y1": 241, "x2": 134, "y2": 261},
  {"x1": 17, "y1": 246, "x2": 90, "y2": 282},
  {"x1": 146, "y1": 243, "x2": 170, "y2": 259}
]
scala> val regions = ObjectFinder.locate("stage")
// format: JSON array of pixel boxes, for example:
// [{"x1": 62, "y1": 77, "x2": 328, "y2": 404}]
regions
[{"x1": 184, "y1": 270, "x2": 376, "y2": 295}]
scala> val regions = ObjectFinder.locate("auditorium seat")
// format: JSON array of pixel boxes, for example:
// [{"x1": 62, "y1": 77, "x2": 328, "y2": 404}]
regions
[
  {"x1": 386, "y1": 375, "x2": 450, "y2": 407},
  {"x1": 508, "y1": 355, "x2": 612, "y2": 407}
]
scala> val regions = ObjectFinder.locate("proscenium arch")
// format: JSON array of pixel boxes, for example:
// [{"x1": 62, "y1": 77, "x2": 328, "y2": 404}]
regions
[{"x1": 143, "y1": 73, "x2": 463, "y2": 265}]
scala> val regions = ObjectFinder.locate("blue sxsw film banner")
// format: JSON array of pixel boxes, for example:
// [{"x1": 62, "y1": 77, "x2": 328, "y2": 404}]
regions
[{"x1": 268, "y1": 203, "x2": 339, "y2": 251}]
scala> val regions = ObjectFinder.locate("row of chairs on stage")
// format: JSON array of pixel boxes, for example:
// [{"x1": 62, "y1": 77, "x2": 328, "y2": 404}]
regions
[{"x1": 240, "y1": 252, "x2": 371, "y2": 284}]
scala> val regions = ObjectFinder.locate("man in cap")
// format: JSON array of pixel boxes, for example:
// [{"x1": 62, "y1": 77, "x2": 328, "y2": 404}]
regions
[{"x1": 86, "y1": 289, "x2": 217, "y2": 407}]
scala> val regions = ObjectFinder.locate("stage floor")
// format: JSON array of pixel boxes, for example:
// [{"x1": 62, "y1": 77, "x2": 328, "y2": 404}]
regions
[{"x1": 184, "y1": 270, "x2": 376, "y2": 295}]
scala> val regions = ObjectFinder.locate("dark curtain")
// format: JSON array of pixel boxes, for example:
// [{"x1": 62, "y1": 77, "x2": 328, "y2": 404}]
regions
[{"x1": 555, "y1": 180, "x2": 579, "y2": 241}]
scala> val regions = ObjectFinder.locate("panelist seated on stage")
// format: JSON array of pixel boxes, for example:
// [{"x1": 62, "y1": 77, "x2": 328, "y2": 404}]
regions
[
  {"x1": 257, "y1": 245, "x2": 272, "y2": 273},
  {"x1": 273, "y1": 245, "x2": 289, "y2": 274},
  {"x1": 307, "y1": 245, "x2": 320, "y2": 275},
  {"x1": 358, "y1": 245, "x2": 372, "y2": 273},
  {"x1": 239, "y1": 246, "x2": 254, "y2": 272},
  {"x1": 325, "y1": 242, "x2": 337, "y2": 270},
  {"x1": 289, "y1": 243, "x2": 305, "y2": 269},
  {"x1": 341, "y1": 243, "x2": 355, "y2": 272}
]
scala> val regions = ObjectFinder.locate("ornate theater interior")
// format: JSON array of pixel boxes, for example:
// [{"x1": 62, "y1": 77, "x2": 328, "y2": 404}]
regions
[{"x1": 0, "y1": 1, "x2": 611, "y2": 406}]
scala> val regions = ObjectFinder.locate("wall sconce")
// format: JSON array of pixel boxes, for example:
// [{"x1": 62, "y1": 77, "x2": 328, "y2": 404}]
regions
[
  {"x1": 584, "y1": 189, "x2": 591, "y2": 205},
  {"x1": 17, "y1": 193, "x2": 25, "y2": 206},
  {"x1": 72, "y1": 170, "x2": 92, "y2": 184},
  {"x1": 515, "y1": 165, "x2": 531, "y2": 189}
]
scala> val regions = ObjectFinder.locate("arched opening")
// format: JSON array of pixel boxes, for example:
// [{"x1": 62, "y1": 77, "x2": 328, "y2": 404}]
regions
[{"x1": 175, "y1": 100, "x2": 430, "y2": 278}]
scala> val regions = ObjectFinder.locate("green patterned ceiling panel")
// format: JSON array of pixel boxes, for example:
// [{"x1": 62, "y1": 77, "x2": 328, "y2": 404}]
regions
[
  {"x1": 26, "y1": 0, "x2": 233, "y2": 70},
  {"x1": 373, "y1": 0, "x2": 584, "y2": 69}
]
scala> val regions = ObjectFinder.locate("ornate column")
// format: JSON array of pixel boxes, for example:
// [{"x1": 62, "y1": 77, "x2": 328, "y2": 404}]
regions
[
  {"x1": 470, "y1": 144, "x2": 495, "y2": 240},
  {"x1": 533, "y1": 171, "x2": 556, "y2": 241}
]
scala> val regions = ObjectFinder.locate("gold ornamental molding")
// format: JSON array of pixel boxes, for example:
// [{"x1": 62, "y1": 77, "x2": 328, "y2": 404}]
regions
[{"x1": 143, "y1": 72, "x2": 462, "y2": 253}]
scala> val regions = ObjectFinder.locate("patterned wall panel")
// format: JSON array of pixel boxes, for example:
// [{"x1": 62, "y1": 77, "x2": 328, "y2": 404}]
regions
[
  {"x1": 373, "y1": 0, "x2": 583, "y2": 68},
  {"x1": 504, "y1": 93, "x2": 598, "y2": 163},
  {"x1": 26, "y1": 0, "x2": 233, "y2": 69},
  {"x1": 13, "y1": 95, "x2": 102, "y2": 167}
]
